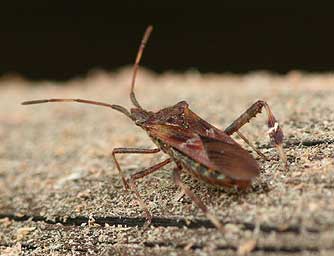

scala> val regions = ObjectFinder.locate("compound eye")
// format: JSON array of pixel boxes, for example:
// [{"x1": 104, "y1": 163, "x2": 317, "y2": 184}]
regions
[{"x1": 135, "y1": 120, "x2": 143, "y2": 125}]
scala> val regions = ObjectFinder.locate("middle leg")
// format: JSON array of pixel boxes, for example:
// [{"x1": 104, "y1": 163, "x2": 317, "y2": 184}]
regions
[
  {"x1": 172, "y1": 166, "x2": 224, "y2": 231},
  {"x1": 128, "y1": 158, "x2": 172, "y2": 223},
  {"x1": 112, "y1": 147, "x2": 160, "y2": 189}
]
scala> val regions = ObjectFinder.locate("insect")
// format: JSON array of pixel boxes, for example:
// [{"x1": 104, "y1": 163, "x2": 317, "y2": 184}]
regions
[{"x1": 22, "y1": 26, "x2": 287, "y2": 230}]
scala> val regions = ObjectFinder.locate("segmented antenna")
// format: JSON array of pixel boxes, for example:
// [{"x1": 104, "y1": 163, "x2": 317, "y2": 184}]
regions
[
  {"x1": 22, "y1": 98, "x2": 132, "y2": 119},
  {"x1": 130, "y1": 25, "x2": 153, "y2": 109}
]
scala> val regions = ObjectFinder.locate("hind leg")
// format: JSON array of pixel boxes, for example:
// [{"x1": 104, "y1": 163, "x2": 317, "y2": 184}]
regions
[{"x1": 224, "y1": 100, "x2": 287, "y2": 169}]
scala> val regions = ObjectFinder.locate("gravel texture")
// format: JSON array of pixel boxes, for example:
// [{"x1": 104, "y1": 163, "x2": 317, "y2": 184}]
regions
[{"x1": 0, "y1": 69, "x2": 334, "y2": 255}]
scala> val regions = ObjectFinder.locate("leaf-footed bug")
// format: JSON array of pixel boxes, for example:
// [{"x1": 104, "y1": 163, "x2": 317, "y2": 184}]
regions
[{"x1": 22, "y1": 26, "x2": 287, "y2": 231}]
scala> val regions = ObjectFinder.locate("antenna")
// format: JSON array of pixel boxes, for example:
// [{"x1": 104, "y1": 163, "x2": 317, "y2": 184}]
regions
[
  {"x1": 22, "y1": 98, "x2": 132, "y2": 119},
  {"x1": 130, "y1": 25, "x2": 153, "y2": 109}
]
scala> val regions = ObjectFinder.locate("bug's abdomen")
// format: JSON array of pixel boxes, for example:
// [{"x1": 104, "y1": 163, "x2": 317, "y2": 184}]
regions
[
  {"x1": 170, "y1": 148, "x2": 251, "y2": 189},
  {"x1": 150, "y1": 136, "x2": 251, "y2": 189}
]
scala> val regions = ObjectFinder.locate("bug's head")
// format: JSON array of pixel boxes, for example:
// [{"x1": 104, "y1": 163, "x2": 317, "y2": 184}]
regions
[{"x1": 130, "y1": 108, "x2": 153, "y2": 126}]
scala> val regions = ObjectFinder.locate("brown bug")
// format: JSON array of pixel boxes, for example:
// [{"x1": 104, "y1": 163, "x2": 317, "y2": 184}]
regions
[{"x1": 22, "y1": 25, "x2": 287, "y2": 230}]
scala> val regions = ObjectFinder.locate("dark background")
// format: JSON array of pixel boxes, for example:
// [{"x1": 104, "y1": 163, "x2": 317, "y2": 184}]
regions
[{"x1": 1, "y1": 2, "x2": 334, "y2": 80}]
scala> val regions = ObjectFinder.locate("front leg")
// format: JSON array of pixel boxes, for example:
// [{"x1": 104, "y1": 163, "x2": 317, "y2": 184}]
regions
[
  {"x1": 112, "y1": 147, "x2": 160, "y2": 189},
  {"x1": 224, "y1": 100, "x2": 287, "y2": 169}
]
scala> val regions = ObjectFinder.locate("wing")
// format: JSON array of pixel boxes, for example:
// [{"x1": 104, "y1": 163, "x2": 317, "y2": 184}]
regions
[
  {"x1": 147, "y1": 124, "x2": 260, "y2": 180},
  {"x1": 199, "y1": 135, "x2": 260, "y2": 180}
]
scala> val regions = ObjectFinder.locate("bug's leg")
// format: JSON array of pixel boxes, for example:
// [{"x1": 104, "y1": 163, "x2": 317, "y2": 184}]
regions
[
  {"x1": 128, "y1": 158, "x2": 172, "y2": 227},
  {"x1": 236, "y1": 131, "x2": 269, "y2": 161},
  {"x1": 112, "y1": 148, "x2": 160, "y2": 190},
  {"x1": 224, "y1": 100, "x2": 287, "y2": 169},
  {"x1": 172, "y1": 166, "x2": 224, "y2": 232}
]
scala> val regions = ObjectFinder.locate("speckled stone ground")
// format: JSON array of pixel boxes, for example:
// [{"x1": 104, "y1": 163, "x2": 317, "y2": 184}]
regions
[{"x1": 0, "y1": 69, "x2": 334, "y2": 255}]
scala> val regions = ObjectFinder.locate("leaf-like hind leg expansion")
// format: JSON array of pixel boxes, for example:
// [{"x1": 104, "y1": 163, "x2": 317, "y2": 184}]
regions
[
  {"x1": 112, "y1": 148, "x2": 161, "y2": 190},
  {"x1": 224, "y1": 100, "x2": 288, "y2": 169},
  {"x1": 172, "y1": 167, "x2": 224, "y2": 232},
  {"x1": 128, "y1": 158, "x2": 172, "y2": 227}
]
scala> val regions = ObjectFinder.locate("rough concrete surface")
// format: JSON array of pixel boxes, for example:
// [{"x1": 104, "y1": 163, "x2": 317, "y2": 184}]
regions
[{"x1": 0, "y1": 69, "x2": 334, "y2": 255}]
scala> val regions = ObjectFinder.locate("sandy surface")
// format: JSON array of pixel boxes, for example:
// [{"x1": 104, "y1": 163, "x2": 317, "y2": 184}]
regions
[{"x1": 0, "y1": 69, "x2": 334, "y2": 255}]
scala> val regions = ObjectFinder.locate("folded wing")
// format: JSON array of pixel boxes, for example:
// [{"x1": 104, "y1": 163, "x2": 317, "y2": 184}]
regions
[
  {"x1": 147, "y1": 124, "x2": 260, "y2": 180},
  {"x1": 199, "y1": 135, "x2": 260, "y2": 180}
]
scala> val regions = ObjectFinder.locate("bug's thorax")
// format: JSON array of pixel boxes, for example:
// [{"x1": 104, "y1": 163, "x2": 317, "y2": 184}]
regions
[
  {"x1": 130, "y1": 101, "x2": 190, "y2": 133},
  {"x1": 130, "y1": 101, "x2": 190, "y2": 152},
  {"x1": 131, "y1": 100, "x2": 237, "y2": 150},
  {"x1": 131, "y1": 101, "x2": 189, "y2": 125}
]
